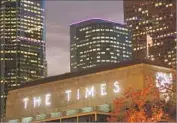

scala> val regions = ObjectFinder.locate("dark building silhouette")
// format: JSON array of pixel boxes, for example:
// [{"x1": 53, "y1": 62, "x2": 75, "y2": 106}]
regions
[
  {"x1": 70, "y1": 18, "x2": 132, "y2": 72},
  {"x1": 0, "y1": 0, "x2": 47, "y2": 120},
  {"x1": 123, "y1": 0, "x2": 176, "y2": 68}
]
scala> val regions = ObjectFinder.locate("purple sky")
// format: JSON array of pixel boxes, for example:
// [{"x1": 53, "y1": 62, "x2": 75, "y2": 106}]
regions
[{"x1": 46, "y1": 1, "x2": 124, "y2": 76}]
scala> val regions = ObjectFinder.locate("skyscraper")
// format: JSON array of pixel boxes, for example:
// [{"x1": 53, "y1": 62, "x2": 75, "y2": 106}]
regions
[
  {"x1": 0, "y1": 0, "x2": 47, "y2": 120},
  {"x1": 123, "y1": 0, "x2": 176, "y2": 68},
  {"x1": 70, "y1": 18, "x2": 132, "y2": 72}
]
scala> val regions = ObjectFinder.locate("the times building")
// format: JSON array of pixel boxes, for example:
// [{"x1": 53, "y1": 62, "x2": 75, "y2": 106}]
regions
[{"x1": 5, "y1": 60, "x2": 175, "y2": 122}]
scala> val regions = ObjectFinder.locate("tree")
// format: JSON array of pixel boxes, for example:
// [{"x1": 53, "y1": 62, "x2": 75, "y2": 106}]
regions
[{"x1": 108, "y1": 71, "x2": 176, "y2": 122}]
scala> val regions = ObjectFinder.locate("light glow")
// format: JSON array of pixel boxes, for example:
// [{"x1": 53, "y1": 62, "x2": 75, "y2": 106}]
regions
[
  {"x1": 70, "y1": 18, "x2": 122, "y2": 26},
  {"x1": 113, "y1": 81, "x2": 120, "y2": 93},
  {"x1": 77, "y1": 89, "x2": 80, "y2": 100},
  {"x1": 22, "y1": 81, "x2": 121, "y2": 107},
  {"x1": 65, "y1": 90, "x2": 72, "y2": 101},
  {"x1": 45, "y1": 93, "x2": 51, "y2": 106},
  {"x1": 155, "y1": 72, "x2": 173, "y2": 92},
  {"x1": 100, "y1": 83, "x2": 107, "y2": 96},
  {"x1": 33, "y1": 97, "x2": 41, "y2": 108},
  {"x1": 23, "y1": 97, "x2": 29, "y2": 109},
  {"x1": 85, "y1": 86, "x2": 95, "y2": 98}
]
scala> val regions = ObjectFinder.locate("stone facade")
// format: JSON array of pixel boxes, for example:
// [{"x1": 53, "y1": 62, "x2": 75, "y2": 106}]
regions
[{"x1": 6, "y1": 63, "x2": 173, "y2": 122}]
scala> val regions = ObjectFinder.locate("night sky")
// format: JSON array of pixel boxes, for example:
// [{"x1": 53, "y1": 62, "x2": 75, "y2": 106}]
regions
[{"x1": 46, "y1": 1, "x2": 124, "y2": 76}]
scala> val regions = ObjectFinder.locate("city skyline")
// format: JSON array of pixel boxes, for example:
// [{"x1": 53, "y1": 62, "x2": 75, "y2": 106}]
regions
[
  {"x1": 2, "y1": 0, "x2": 176, "y2": 122},
  {"x1": 46, "y1": 1, "x2": 124, "y2": 76}
]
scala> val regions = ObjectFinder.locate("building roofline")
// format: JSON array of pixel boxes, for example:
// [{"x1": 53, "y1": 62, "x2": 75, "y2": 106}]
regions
[
  {"x1": 12, "y1": 59, "x2": 171, "y2": 90},
  {"x1": 70, "y1": 18, "x2": 125, "y2": 26}
]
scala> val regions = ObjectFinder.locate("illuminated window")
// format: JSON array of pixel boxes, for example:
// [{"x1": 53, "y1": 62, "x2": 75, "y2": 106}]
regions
[{"x1": 138, "y1": 8, "x2": 142, "y2": 11}]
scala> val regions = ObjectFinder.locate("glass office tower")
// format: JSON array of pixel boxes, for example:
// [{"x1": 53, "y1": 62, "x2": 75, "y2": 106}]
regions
[
  {"x1": 70, "y1": 18, "x2": 132, "y2": 72},
  {"x1": 0, "y1": 0, "x2": 47, "y2": 120},
  {"x1": 124, "y1": 0, "x2": 176, "y2": 68}
]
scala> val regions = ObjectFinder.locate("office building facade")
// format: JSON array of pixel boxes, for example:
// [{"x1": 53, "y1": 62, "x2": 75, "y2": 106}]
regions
[
  {"x1": 123, "y1": 0, "x2": 176, "y2": 68},
  {"x1": 5, "y1": 60, "x2": 175, "y2": 122},
  {"x1": 0, "y1": 0, "x2": 47, "y2": 120},
  {"x1": 70, "y1": 18, "x2": 132, "y2": 72}
]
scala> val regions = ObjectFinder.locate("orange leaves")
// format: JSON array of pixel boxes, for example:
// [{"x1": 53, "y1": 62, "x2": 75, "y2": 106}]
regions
[
  {"x1": 108, "y1": 74, "x2": 175, "y2": 122},
  {"x1": 127, "y1": 109, "x2": 147, "y2": 122}
]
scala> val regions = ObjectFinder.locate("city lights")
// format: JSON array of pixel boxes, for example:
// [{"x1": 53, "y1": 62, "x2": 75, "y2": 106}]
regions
[
  {"x1": 23, "y1": 98, "x2": 29, "y2": 109},
  {"x1": 45, "y1": 93, "x2": 51, "y2": 106},
  {"x1": 70, "y1": 18, "x2": 132, "y2": 72},
  {"x1": 155, "y1": 72, "x2": 173, "y2": 92},
  {"x1": 2, "y1": 0, "x2": 176, "y2": 122},
  {"x1": 22, "y1": 81, "x2": 120, "y2": 109},
  {"x1": 33, "y1": 97, "x2": 42, "y2": 108},
  {"x1": 100, "y1": 83, "x2": 107, "y2": 96}
]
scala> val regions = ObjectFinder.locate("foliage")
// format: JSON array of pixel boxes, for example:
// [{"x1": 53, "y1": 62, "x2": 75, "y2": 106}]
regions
[{"x1": 108, "y1": 71, "x2": 176, "y2": 122}]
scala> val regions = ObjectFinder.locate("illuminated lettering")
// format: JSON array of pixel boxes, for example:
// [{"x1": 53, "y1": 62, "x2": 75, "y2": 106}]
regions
[
  {"x1": 33, "y1": 97, "x2": 41, "y2": 107},
  {"x1": 100, "y1": 83, "x2": 107, "y2": 96},
  {"x1": 65, "y1": 90, "x2": 72, "y2": 101},
  {"x1": 85, "y1": 86, "x2": 94, "y2": 98},
  {"x1": 21, "y1": 80, "x2": 122, "y2": 109},
  {"x1": 23, "y1": 97, "x2": 29, "y2": 109},
  {"x1": 45, "y1": 93, "x2": 51, "y2": 106},
  {"x1": 113, "y1": 81, "x2": 120, "y2": 93},
  {"x1": 77, "y1": 89, "x2": 80, "y2": 100}
]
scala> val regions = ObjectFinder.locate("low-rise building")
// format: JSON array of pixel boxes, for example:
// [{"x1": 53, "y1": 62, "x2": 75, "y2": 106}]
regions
[{"x1": 6, "y1": 60, "x2": 174, "y2": 122}]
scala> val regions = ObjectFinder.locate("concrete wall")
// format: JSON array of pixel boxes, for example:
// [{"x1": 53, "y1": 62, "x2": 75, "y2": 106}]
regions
[{"x1": 6, "y1": 64, "x2": 173, "y2": 121}]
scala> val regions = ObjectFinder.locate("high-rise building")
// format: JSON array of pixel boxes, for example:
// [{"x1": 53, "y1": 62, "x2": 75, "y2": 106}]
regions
[
  {"x1": 0, "y1": 0, "x2": 47, "y2": 120},
  {"x1": 123, "y1": 0, "x2": 176, "y2": 68},
  {"x1": 70, "y1": 18, "x2": 132, "y2": 72}
]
